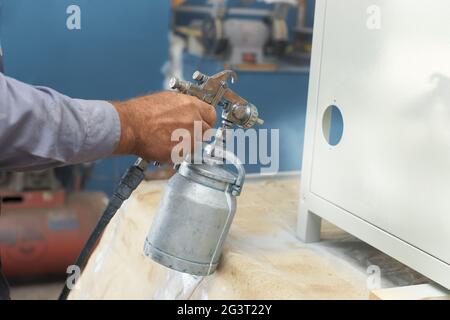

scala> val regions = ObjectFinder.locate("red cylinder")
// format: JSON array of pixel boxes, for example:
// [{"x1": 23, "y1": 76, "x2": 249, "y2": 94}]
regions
[{"x1": 0, "y1": 191, "x2": 105, "y2": 279}]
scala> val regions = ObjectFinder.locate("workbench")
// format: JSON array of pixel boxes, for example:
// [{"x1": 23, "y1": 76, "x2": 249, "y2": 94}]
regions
[{"x1": 67, "y1": 174, "x2": 432, "y2": 300}]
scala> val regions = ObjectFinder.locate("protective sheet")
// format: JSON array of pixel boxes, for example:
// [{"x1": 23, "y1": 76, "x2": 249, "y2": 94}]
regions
[{"x1": 69, "y1": 175, "x2": 426, "y2": 300}]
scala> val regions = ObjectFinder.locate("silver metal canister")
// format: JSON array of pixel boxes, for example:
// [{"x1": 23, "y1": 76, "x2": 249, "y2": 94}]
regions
[{"x1": 144, "y1": 153, "x2": 245, "y2": 276}]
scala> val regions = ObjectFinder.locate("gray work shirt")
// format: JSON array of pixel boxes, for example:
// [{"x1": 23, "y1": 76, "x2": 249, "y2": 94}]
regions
[{"x1": 0, "y1": 72, "x2": 121, "y2": 171}]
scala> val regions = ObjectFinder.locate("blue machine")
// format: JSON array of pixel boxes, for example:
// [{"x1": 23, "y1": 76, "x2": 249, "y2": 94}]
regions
[
  {"x1": 177, "y1": 0, "x2": 316, "y2": 174},
  {"x1": 0, "y1": 0, "x2": 170, "y2": 194}
]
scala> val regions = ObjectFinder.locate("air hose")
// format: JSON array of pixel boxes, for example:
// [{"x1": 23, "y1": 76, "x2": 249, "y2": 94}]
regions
[{"x1": 58, "y1": 158, "x2": 149, "y2": 300}]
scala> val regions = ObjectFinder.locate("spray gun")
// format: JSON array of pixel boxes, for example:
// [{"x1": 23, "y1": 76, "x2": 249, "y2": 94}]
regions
[
  {"x1": 169, "y1": 70, "x2": 263, "y2": 129},
  {"x1": 144, "y1": 70, "x2": 263, "y2": 276},
  {"x1": 169, "y1": 70, "x2": 263, "y2": 164},
  {"x1": 59, "y1": 70, "x2": 262, "y2": 299}
]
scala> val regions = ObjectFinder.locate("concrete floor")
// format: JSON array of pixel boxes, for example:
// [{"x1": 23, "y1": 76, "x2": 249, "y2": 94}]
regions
[{"x1": 10, "y1": 282, "x2": 63, "y2": 300}]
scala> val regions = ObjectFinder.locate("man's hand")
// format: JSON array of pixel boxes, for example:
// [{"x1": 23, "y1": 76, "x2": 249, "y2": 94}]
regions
[{"x1": 112, "y1": 92, "x2": 216, "y2": 163}]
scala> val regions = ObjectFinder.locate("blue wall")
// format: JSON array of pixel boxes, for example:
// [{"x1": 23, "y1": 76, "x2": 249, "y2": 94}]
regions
[
  {"x1": 0, "y1": 0, "x2": 170, "y2": 194},
  {"x1": 0, "y1": 0, "x2": 169, "y2": 100}
]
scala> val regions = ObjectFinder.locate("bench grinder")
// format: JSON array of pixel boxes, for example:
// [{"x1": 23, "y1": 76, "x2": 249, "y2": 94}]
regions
[{"x1": 144, "y1": 70, "x2": 263, "y2": 276}]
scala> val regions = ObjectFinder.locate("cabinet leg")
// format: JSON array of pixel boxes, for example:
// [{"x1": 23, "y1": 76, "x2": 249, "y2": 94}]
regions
[{"x1": 297, "y1": 208, "x2": 322, "y2": 243}]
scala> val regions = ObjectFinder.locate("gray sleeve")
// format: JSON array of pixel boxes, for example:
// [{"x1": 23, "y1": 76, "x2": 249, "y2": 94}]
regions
[{"x1": 0, "y1": 72, "x2": 121, "y2": 171}]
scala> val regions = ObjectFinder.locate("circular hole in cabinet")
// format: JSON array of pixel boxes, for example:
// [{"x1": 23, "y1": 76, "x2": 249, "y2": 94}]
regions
[{"x1": 322, "y1": 105, "x2": 344, "y2": 146}]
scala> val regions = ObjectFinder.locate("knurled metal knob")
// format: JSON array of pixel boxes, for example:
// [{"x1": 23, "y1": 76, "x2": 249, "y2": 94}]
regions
[
  {"x1": 193, "y1": 71, "x2": 207, "y2": 82},
  {"x1": 169, "y1": 77, "x2": 180, "y2": 90},
  {"x1": 244, "y1": 104, "x2": 263, "y2": 129}
]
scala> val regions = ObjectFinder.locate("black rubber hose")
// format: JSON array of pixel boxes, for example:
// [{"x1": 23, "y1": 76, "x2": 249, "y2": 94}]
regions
[{"x1": 58, "y1": 159, "x2": 148, "y2": 300}]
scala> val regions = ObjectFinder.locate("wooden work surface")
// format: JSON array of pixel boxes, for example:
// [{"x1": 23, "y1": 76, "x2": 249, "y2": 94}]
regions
[
  {"x1": 69, "y1": 175, "x2": 431, "y2": 300},
  {"x1": 370, "y1": 284, "x2": 450, "y2": 300}
]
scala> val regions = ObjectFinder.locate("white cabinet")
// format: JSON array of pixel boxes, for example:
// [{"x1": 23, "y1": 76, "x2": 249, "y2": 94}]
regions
[{"x1": 299, "y1": 0, "x2": 450, "y2": 289}]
